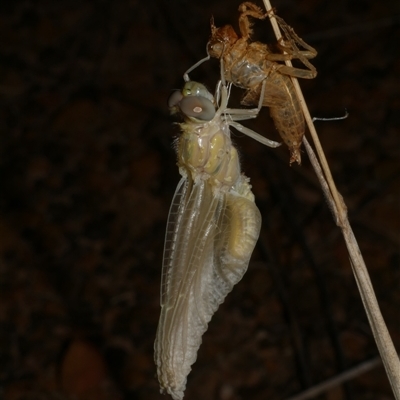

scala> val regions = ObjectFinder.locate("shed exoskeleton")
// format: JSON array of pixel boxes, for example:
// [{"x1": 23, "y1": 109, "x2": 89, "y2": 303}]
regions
[{"x1": 187, "y1": 2, "x2": 317, "y2": 164}]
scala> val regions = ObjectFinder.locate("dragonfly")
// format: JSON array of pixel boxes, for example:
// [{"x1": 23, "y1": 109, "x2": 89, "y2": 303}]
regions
[
  {"x1": 186, "y1": 1, "x2": 317, "y2": 164},
  {"x1": 154, "y1": 77, "x2": 280, "y2": 399}
]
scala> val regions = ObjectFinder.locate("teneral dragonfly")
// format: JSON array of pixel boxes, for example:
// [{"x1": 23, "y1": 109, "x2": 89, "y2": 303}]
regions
[{"x1": 154, "y1": 80, "x2": 279, "y2": 399}]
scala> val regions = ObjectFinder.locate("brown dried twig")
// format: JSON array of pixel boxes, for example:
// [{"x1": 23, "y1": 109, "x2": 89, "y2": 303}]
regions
[
  {"x1": 262, "y1": 0, "x2": 400, "y2": 397},
  {"x1": 285, "y1": 355, "x2": 384, "y2": 400}
]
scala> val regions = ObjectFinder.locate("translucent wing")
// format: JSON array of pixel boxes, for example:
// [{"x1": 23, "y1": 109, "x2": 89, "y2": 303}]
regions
[
  {"x1": 160, "y1": 176, "x2": 190, "y2": 307},
  {"x1": 154, "y1": 176, "x2": 261, "y2": 400}
]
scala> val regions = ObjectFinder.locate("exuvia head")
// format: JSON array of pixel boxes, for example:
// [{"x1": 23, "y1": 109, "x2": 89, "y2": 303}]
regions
[{"x1": 208, "y1": 17, "x2": 238, "y2": 59}]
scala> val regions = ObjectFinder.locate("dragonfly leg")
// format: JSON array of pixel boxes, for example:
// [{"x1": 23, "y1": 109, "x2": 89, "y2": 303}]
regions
[
  {"x1": 229, "y1": 120, "x2": 281, "y2": 148},
  {"x1": 224, "y1": 79, "x2": 266, "y2": 119},
  {"x1": 183, "y1": 53, "x2": 211, "y2": 82}
]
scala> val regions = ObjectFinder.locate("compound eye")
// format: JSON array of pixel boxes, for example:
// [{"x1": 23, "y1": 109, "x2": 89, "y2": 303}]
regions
[
  {"x1": 179, "y1": 96, "x2": 215, "y2": 121},
  {"x1": 208, "y1": 41, "x2": 223, "y2": 57},
  {"x1": 168, "y1": 90, "x2": 183, "y2": 108}
]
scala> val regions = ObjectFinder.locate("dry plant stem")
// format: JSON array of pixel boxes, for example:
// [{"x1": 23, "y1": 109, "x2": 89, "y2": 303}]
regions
[
  {"x1": 303, "y1": 138, "x2": 400, "y2": 396},
  {"x1": 263, "y1": 0, "x2": 400, "y2": 396},
  {"x1": 301, "y1": 138, "x2": 339, "y2": 220},
  {"x1": 285, "y1": 355, "x2": 383, "y2": 400}
]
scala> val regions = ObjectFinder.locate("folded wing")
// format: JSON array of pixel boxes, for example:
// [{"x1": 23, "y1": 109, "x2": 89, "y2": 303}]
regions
[{"x1": 155, "y1": 176, "x2": 261, "y2": 400}]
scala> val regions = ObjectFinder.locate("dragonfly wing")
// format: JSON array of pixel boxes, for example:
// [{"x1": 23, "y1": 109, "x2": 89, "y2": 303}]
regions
[
  {"x1": 155, "y1": 177, "x2": 261, "y2": 400},
  {"x1": 155, "y1": 178, "x2": 221, "y2": 399},
  {"x1": 160, "y1": 176, "x2": 190, "y2": 307}
]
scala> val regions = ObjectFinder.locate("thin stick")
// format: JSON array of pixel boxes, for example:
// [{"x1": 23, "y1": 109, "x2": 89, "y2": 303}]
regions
[
  {"x1": 262, "y1": 0, "x2": 400, "y2": 397},
  {"x1": 285, "y1": 356, "x2": 383, "y2": 400}
]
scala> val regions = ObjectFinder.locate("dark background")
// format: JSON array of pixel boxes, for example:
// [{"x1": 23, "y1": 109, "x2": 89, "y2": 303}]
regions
[{"x1": 0, "y1": 0, "x2": 399, "y2": 399}]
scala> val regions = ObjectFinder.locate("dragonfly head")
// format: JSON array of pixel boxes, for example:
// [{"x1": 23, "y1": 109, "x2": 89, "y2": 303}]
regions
[{"x1": 168, "y1": 82, "x2": 216, "y2": 122}]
